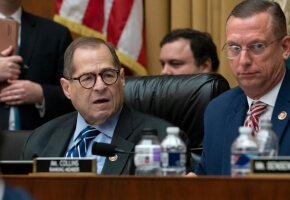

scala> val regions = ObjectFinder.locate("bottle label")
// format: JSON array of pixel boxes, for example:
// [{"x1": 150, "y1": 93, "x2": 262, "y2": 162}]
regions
[
  {"x1": 231, "y1": 153, "x2": 258, "y2": 177},
  {"x1": 134, "y1": 145, "x2": 161, "y2": 166},
  {"x1": 161, "y1": 152, "x2": 186, "y2": 167}
]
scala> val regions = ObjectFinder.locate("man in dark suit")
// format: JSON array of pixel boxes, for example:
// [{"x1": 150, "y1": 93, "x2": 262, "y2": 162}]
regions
[
  {"x1": 21, "y1": 36, "x2": 192, "y2": 175},
  {"x1": 193, "y1": 0, "x2": 290, "y2": 175},
  {"x1": 0, "y1": 0, "x2": 74, "y2": 130}
]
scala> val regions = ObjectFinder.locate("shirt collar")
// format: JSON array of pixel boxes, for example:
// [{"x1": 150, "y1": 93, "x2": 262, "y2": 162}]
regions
[
  {"x1": 246, "y1": 71, "x2": 285, "y2": 108},
  {"x1": 74, "y1": 106, "x2": 123, "y2": 141},
  {"x1": 0, "y1": 7, "x2": 22, "y2": 24}
]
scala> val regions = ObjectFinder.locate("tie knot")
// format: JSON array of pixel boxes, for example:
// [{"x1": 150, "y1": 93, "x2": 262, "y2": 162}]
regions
[
  {"x1": 245, "y1": 101, "x2": 268, "y2": 136},
  {"x1": 250, "y1": 101, "x2": 267, "y2": 113}
]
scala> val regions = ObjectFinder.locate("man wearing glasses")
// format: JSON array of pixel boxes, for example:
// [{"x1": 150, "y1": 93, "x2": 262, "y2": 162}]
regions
[
  {"x1": 21, "y1": 36, "x2": 192, "y2": 175},
  {"x1": 193, "y1": 0, "x2": 290, "y2": 176}
]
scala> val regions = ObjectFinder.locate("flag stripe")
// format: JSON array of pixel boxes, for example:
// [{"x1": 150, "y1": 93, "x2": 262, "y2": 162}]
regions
[
  {"x1": 117, "y1": 0, "x2": 143, "y2": 60},
  {"x1": 54, "y1": 0, "x2": 147, "y2": 75},
  {"x1": 103, "y1": 0, "x2": 114, "y2": 35},
  {"x1": 59, "y1": 0, "x2": 90, "y2": 24},
  {"x1": 107, "y1": 0, "x2": 134, "y2": 46},
  {"x1": 55, "y1": 0, "x2": 63, "y2": 14},
  {"x1": 82, "y1": 0, "x2": 104, "y2": 32}
]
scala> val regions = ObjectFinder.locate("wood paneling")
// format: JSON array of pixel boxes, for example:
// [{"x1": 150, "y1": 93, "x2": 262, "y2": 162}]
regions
[
  {"x1": 3, "y1": 175, "x2": 290, "y2": 200},
  {"x1": 22, "y1": 0, "x2": 56, "y2": 19}
]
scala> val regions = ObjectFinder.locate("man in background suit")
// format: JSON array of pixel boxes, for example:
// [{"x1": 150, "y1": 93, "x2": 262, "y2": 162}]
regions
[
  {"x1": 193, "y1": 0, "x2": 290, "y2": 175},
  {"x1": 0, "y1": 0, "x2": 74, "y2": 130},
  {"x1": 21, "y1": 36, "x2": 192, "y2": 175},
  {"x1": 159, "y1": 28, "x2": 219, "y2": 75}
]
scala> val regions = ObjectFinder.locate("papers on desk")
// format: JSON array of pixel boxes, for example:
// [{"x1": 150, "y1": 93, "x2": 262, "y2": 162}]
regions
[{"x1": 0, "y1": 160, "x2": 33, "y2": 174}]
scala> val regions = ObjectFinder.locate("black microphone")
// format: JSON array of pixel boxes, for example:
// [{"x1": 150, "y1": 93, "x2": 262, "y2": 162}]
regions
[{"x1": 92, "y1": 142, "x2": 135, "y2": 157}]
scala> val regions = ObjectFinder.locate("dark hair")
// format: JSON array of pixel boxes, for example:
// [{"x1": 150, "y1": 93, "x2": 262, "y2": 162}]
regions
[
  {"x1": 227, "y1": 0, "x2": 287, "y2": 38},
  {"x1": 63, "y1": 36, "x2": 121, "y2": 78},
  {"x1": 160, "y1": 28, "x2": 219, "y2": 72}
]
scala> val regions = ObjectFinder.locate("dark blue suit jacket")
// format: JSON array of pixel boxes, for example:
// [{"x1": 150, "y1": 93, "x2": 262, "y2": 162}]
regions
[
  {"x1": 195, "y1": 69, "x2": 290, "y2": 175},
  {"x1": 3, "y1": 183, "x2": 35, "y2": 200},
  {"x1": 0, "y1": 9, "x2": 74, "y2": 130}
]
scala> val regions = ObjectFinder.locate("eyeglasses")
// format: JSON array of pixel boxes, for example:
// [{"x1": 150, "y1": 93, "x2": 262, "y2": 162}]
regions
[
  {"x1": 222, "y1": 36, "x2": 285, "y2": 59},
  {"x1": 67, "y1": 69, "x2": 120, "y2": 89}
]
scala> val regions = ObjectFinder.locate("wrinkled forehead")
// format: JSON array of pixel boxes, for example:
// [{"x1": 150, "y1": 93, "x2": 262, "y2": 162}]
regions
[{"x1": 72, "y1": 44, "x2": 115, "y2": 72}]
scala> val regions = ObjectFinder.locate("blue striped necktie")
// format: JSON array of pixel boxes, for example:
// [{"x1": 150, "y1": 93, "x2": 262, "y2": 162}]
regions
[{"x1": 66, "y1": 126, "x2": 100, "y2": 158}]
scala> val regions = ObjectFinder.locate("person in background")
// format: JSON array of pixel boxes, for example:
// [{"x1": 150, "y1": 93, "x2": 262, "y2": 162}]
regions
[
  {"x1": 21, "y1": 36, "x2": 193, "y2": 175},
  {"x1": 159, "y1": 28, "x2": 219, "y2": 75},
  {"x1": 192, "y1": 0, "x2": 290, "y2": 175},
  {"x1": 0, "y1": 0, "x2": 74, "y2": 130}
]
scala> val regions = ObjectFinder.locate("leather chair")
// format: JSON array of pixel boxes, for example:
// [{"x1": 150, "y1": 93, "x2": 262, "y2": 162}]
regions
[
  {"x1": 0, "y1": 73, "x2": 229, "y2": 163},
  {"x1": 124, "y1": 73, "x2": 230, "y2": 156},
  {"x1": 0, "y1": 130, "x2": 31, "y2": 160}
]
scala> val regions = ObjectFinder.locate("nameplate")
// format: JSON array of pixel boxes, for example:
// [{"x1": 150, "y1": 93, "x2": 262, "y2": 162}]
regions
[
  {"x1": 251, "y1": 157, "x2": 290, "y2": 174},
  {"x1": 33, "y1": 158, "x2": 97, "y2": 174}
]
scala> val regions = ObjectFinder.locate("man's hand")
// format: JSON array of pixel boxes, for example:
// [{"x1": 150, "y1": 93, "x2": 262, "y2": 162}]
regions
[
  {"x1": 186, "y1": 172, "x2": 197, "y2": 177},
  {"x1": 0, "y1": 79, "x2": 44, "y2": 105},
  {"x1": 0, "y1": 45, "x2": 22, "y2": 82}
]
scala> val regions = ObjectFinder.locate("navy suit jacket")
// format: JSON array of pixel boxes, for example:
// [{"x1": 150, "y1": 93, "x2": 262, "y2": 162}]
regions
[
  {"x1": 21, "y1": 104, "x2": 192, "y2": 175},
  {"x1": 195, "y1": 69, "x2": 290, "y2": 175},
  {"x1": 3, "y1": 183, "x2": 35, "y2": 200},
  {"x1": 0, "y1": 9, "x2": 74, "y2": 130}
]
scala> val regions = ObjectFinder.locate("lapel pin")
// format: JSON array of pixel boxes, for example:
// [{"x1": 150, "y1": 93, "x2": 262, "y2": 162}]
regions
[
  {"x1": 109, "y1": 154, "x2": 118, "y2": 161},
  {"x1": 278, "y1": 111, "x2": 287, "y2": 120}
]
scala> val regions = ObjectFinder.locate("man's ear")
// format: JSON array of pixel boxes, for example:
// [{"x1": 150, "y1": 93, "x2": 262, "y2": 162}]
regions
[
  {"x1": 282, "y1": 36, "x2": 290, "y2": 60},
  {"x1": 200, "y1": 58, "x2": 213, "y2": 73},
  {"x1": 60, "y1": 78, "x2": 71, "y2": 99},
  {"x1": 119, "y1": 68, "x2": 125, "y2": 86}
]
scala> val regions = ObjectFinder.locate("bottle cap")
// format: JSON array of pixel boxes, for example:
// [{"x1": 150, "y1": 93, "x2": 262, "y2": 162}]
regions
[
  {"x1": 259, "y1": 118, "x2": 272, "y2": 127},
  {"x1": 166, "y1": 127, "x2": 180, "y2": 134},
  {"x1": 239, "y1": 126, "x2": 252, "y2": 135},
  {"x1": 141, "y1": 128, "x2": 158, "y2": 136}
]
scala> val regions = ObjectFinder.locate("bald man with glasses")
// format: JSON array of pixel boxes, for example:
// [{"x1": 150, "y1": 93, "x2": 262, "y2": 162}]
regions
[
  {"x1": 191, "y1": 0, "x2": 290, "y2": 176},
  {"x1": 21, "y1": 36, "x2": 193, "y2": 175}
]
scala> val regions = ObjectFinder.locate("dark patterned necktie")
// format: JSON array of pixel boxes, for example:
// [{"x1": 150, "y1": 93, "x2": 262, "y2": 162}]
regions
[
  {"x1": 244, "y1": 101, "x2": 267, "y2": 136},
  {"x1": 66, "y1": 126, "x2": 100, "y2": 158}
]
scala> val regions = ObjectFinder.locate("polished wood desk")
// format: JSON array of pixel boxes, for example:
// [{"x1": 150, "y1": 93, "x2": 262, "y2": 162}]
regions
[{"x1": 2, "y1": 175, "x2": 290, "y2": 200}]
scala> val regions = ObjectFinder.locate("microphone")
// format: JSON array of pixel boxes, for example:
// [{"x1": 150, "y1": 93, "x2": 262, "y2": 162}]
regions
[{"x1": 92, "y1": 142, "x2": 135, "y2": 157}]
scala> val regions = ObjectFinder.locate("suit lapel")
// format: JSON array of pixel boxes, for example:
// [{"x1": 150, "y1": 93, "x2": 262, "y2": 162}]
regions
[
  {"x1": 271, "y1": 70, "x2": 290, "y2": 140},
  {"x1": 41, "y1": 115, "x2": 77, "y2": 157},
  {"x1": 222, "y1": 90, "x2": 248, "y2": 174},
  {"x1": 19, "y1": 11, "x2": 36, "y2": 68},
  {"x1": 102, "y1": 105, "x2": 135, "y2": 175}
]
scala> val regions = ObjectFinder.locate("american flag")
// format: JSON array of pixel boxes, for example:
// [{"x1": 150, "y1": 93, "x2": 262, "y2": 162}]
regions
[{"x1": 54, "y1": 0, "x2": 147, "y2": 75}]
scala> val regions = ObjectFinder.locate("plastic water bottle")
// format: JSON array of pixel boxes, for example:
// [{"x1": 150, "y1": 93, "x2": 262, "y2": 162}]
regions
[
  {"x1": 134, "y1": 128, "x2": 161, "y2": 176},
  {"x1": 231, "y1": 126, "x2": 259, "y2": 177},
  {"x1": 160, "y1": 127, "x2": 187, "y2": 176},
  {"x1": 256, "y1": 118, "x2": 279, "y2": 157}
]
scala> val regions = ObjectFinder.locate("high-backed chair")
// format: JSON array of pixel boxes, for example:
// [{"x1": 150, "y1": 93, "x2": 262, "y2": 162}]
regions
[
  {"x1": 124, "y1": 73, "x2": 230, "y2": 154},
  {"x1": 0, "y1": 73, "x2": 229, "y2": 163},
  {"x1": 0, "y1": 130, "x2": 31, "y2": 160}
]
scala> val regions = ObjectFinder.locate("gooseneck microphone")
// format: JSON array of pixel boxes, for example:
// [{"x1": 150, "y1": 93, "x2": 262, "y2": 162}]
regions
[{"x1": 92, "y1": 142, "x2": 135, "y2": 157}]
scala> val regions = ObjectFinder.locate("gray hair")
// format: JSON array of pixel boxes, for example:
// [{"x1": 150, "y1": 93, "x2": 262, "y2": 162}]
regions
[{"x1": 63, "y1": 36, "x2": 121, "y2": 78}]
